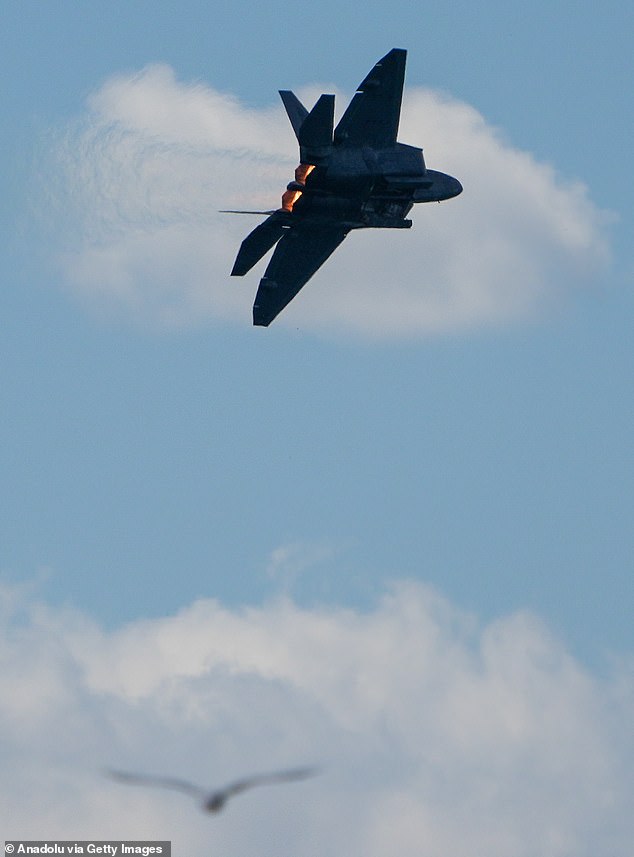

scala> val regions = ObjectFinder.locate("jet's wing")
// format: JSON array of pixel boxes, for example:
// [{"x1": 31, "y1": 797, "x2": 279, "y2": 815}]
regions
[
  {"x1": 334, "y1": 48, "x2": 406, "y2": 148},
  {"x1": 253, "y1": 222, "x2": 348, "y2": 326}
]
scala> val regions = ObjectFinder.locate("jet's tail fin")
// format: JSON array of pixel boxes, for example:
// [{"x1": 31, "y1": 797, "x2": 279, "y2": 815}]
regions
[
  {"x1": 298, "y1": 94, "x2": 334, "y2": 162},
  {"x1": 279, "y1": 91, "x2": 309, "y2": 139},
  {"x1": 279, "y1": 91, "x2": 334, "y2": 163}
]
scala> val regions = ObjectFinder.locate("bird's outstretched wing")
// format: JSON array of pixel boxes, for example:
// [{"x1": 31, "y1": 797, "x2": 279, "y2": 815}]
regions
[
  {"x1": 222, "y1": 766, "x2": 319, "y2": 798},
  {"x1": 107, "y1": 765, "x2": 319, "y2": 814},
  {"x1": 105, "y1": 769, "x2": 206, "y2": 801}
]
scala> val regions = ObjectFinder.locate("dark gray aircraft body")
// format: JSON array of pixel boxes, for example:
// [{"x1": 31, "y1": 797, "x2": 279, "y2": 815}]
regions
[{"x1": 230, "y1": 48, "x2": 462, "y2": 326}]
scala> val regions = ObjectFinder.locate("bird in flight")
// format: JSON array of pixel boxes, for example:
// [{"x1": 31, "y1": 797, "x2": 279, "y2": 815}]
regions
[{"x1": 106, "y1": 766, "x2": 318, "y2": 813}]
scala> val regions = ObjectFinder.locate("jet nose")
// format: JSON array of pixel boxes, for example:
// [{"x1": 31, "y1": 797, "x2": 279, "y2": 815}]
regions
[{"x1": 449, "y1": 176, "x2": 463, "y2": 198}]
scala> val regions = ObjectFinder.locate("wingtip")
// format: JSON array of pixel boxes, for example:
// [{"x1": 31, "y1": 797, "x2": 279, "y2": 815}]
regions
[
  {"x1": 299, "y1": 765, "x2": 321, "y2": 778},
  {"x1": 253, "y1": 311, "x2": 272, "y2": 327},
  {"x1": 384, "y1": 47, "x2": 407, "y2": 59}
]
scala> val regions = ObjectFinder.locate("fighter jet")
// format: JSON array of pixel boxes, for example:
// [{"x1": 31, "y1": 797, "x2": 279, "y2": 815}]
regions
[
  {"x1": 229, "y1": 48, "x2": 462, "y2": 326},
  {"x1": 106, "y1": 766, "x2": 318, "y2": 814}
]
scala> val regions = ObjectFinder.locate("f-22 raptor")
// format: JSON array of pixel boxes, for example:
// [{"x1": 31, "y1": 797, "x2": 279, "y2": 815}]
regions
[{"x1": 230, "y1": 48, "x2": 462, "y2": 326}]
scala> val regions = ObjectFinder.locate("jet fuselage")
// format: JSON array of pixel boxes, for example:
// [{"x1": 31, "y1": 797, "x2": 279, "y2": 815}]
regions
[{"x1": 286, "y1": 142, "x2": 461, "y2": 229}]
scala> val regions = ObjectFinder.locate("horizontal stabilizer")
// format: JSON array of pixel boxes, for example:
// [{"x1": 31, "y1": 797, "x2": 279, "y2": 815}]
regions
[
  {"x1": 230, "y1": 212, "x2": 291, "y2": 277},
  {"x1": 279, "y1": 90, "x2": 309, "y2": 140}
]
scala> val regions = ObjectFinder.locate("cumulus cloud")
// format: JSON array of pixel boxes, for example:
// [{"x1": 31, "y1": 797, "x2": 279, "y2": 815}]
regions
[
  {"x1": 44, "y1": 65, "x2": 611, "y2": 336},
  {"x1": 0, "y1": 579, "x2": 632, "y2": 856},
  {"x1": 266, "y1": 540, "x2": 337, "y2": 594}
]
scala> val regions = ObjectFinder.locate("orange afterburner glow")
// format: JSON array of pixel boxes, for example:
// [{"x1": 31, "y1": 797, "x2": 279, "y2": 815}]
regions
[
  {"x1": 281, "y1": 190, "x2": 301, "y2": 211},
  {"x1": 295, "y1": 163, "x2": 315, "y2": 183},
  {"x1": 281, "y1": 163, "x2": 316, "y2": 211}
]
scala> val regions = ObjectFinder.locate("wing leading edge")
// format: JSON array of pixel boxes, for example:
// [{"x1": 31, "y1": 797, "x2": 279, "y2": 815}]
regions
[{"x1": 253, "y1": 223, "x2": 348, "y2": 327}]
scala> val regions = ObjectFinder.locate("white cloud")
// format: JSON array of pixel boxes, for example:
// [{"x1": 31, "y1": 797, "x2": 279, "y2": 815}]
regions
[
  {"x1": 266, "y1": 540, "x2": 337, "y2": 594},
  {"x1": 44, "y1": 65, "x2": 611, "y2": 336},
  {"x1": 0, "y1": 579, "x2": 632, "y2": 856}
]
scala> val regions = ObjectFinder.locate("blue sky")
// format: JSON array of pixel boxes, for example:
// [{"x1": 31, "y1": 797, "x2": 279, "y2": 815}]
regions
[{"x1": 1, "y1": 2, "x2": 633, "y2": 853}]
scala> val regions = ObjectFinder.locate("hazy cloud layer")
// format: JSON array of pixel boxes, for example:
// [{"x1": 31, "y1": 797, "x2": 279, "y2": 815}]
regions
[
  {"x1": 1, "y1": 579, "x2": 632, "y2": 856},
  {"x1": 46, "y1": 65, "x2": 611, "y2": 336}
]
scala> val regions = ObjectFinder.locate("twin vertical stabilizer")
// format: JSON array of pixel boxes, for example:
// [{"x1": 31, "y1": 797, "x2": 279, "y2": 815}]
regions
[{"x1": 279, "y1": 90, "x2": 334, "y2": 163}]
